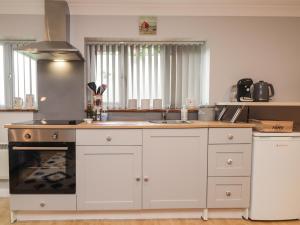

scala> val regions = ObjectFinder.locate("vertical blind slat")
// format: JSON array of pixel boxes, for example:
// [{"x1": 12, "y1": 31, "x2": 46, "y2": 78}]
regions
[
  {"x1": 176, "y1": 46, "x2": 183, "y2": 108},
  {"x1": 136, "y1": 45, "x2": 140, "y2": 106},
  {"x1": 153, "y1": 45, "x2": 159, "y2": 98},
  {"x1": 85, "y1": 42, "x2": 204, "y2": 110},
  {"x1": 170, "y1": 45, "x2": 177, "y2": 108},
  {"x1": 148, "y1": 45, "x2": 153, "y2": 99},
  {"x1": 112, "y1": 45, "x2": 116, "y2": 108}
]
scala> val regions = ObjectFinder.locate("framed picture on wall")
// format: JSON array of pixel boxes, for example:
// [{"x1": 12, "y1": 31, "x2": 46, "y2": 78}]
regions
[{"x1": 139, "y1": 16, "x2": 157, "y2": 35}]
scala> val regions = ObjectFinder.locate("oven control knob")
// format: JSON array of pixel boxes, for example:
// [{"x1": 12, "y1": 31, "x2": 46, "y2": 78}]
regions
[
  {"x1": 24, "y1": 133, "x2": 31, "y2": 140},
  {"x1": 52, "y1": 133, "x2": 58, "y2": 140}
]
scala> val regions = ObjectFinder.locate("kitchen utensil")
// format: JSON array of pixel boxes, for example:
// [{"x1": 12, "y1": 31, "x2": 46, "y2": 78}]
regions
[
  {"x1": 87, "y1": 82, "x2": 97, "y2": 94},
  {"x1": 253, "y1": 80, "x2": 275, "y2": 102},
  {"x1": 237, "y1": 78, "x2": 254, "y2": 102},
  {"x1": 96, "y1": 86, "x2": 101, "y2": 95},
  {"x1": 100, "y1": 84, "x2": 107, "y2": 95}
]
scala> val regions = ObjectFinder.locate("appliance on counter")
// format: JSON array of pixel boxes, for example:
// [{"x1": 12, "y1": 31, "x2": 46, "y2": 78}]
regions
[
  {"x1": 249, "y1": 132, "x2": 300, "y2": 220},
  {"x1": 236, "y1": 78, "x2": 254, "y2": 102},
  {"x1": 18, "y1": 0, "x2": 83, "y2": 61},
  {"x1": 8, "y1": 124, "x2": 76, "y2": 194},
  {"x1": 253, "y1": 80, "x2": 275, "y2": 102}
]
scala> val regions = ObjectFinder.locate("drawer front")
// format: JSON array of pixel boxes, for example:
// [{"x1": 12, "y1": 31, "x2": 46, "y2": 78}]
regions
[
  {"x1": 209, "y1": 128, "x2": 252, "y2": 144},
  {"x1": 76, "y1": 129, "x2": 142, "y2": 146},
  {"x1": 208, "y1": 144, "x2": 251, "y2": 176},
  {"x1": 10, "y1": 195, "x2": 76, "y2": 210},
  {"x1": 207, "y1": 177, "x2": 250, "y2": 208}
]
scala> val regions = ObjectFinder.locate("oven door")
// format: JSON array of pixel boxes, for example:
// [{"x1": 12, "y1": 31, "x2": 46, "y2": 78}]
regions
[{"x1": 9, "y1": 142, "x2": 75, "y2": 194}]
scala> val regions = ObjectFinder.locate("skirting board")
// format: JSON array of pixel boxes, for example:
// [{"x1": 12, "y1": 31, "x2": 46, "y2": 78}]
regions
[
  {"x1": 0, "y1": 188, "x2": 9, "y2": 197},
  {"x1": 12, "y1": 209, "x2": 247, "y2": 222}
]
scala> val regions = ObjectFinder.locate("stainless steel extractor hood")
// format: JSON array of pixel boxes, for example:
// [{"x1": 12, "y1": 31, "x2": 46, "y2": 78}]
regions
[{"x1": 19, "y1": 0, "x2": 84, "y2": 61}]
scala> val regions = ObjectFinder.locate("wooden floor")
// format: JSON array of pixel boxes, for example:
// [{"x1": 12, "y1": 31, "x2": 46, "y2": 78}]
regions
[{"x1": 1, "y1": 198, "x2": 300, "y2": 225}]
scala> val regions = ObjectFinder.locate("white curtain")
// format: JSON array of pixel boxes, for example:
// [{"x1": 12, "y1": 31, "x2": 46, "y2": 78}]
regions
[{"x1": 86, "y1": 42, "x2": 206, "y2": 109}]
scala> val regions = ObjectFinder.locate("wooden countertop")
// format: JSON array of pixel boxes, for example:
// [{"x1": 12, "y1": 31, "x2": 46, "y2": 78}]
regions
[{"x1": 4, "y1": 121, "x2": 255, "y2": 129}]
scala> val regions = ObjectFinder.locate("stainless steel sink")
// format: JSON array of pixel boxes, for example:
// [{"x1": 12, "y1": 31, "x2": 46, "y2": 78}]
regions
[{"x1": 148, "y1": 120, "x2": 192, "y2": 124}]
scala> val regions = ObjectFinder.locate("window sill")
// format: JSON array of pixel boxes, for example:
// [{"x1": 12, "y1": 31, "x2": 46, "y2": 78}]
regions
[
  {"x1": 105, "y1": 109, "x2": 198, "y2": 113},
  {"x1": 0, "y1": 109, "x2": 38, "y2": 112}
]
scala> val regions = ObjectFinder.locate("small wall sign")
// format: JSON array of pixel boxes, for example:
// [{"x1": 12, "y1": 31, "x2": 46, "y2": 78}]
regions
[{"x1": 139, "y1": 16, "x2": 157, "y2": 35}]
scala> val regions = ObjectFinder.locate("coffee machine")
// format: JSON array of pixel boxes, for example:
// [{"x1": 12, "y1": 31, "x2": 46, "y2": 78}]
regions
[{"x1": 236, "y1": 78, "x2": 253, "y2": 102}]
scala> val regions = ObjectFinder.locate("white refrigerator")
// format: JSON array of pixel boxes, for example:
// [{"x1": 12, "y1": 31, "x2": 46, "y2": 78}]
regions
[{"x1": 249, "y1": 132, "x2": 300, "y2": 220}]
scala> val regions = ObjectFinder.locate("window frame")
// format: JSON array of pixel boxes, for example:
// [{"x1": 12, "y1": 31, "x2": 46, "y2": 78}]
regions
[
  {"x1": 85, "y1": 39, "x2": 210, "y2": 110},
  {"x1": 0, "y1": 40, "x2": 37, "y2": 110}
]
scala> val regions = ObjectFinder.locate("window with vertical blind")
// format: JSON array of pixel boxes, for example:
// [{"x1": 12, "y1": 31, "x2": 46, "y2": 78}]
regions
[
  {"x1": 0, "y1": 41, "x2": 37, "y2": 109},
  {"x1": 86, "y1": 40, "x2": 209, "y2": 109}
]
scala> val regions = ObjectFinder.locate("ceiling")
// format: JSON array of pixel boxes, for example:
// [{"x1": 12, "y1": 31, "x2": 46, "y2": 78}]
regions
[{"x1": 0, "y1": 0, "x2": 300, "y2": 17}]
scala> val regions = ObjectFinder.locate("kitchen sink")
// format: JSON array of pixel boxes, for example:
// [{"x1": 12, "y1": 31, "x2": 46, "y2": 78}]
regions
[{"x1": 148, "y1": 120, "x2": 192, "y2": 124}]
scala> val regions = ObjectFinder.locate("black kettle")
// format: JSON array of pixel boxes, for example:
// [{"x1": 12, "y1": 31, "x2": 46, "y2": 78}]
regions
[{"x1": 253, "y1": 81, "x2": 275, "y2": 102}]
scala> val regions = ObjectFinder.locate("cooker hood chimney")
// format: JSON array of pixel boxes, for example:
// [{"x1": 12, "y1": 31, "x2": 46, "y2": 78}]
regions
[{"x1": 19, "y1": 0, "x2": 84, "y2": 61}]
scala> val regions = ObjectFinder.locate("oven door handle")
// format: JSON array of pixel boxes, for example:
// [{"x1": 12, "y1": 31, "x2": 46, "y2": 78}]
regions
[{"x1": 12, "y1": 146, "x2": 68, "y2": 151}]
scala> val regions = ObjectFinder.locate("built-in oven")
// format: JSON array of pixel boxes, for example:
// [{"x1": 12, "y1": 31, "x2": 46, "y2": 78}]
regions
[{"x1": 8, "y1": 129, "x2": 75, "y2": 194}]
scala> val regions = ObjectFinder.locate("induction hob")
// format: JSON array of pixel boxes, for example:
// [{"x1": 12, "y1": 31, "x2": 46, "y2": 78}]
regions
[{"x1": 13, "y1": 120, "x2": 82, "y2": 125}]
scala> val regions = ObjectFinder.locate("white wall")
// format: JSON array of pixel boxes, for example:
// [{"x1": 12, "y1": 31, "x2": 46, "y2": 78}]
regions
[
  {"x1": 0, "y1": 14, "x2": 44, "y2": 40},
  {"x1": 70, "y1": 16, "x2": 300, "y2": 104},
  {"x1": 1, "y1": 14, "x2": 300, "y2": 104}
]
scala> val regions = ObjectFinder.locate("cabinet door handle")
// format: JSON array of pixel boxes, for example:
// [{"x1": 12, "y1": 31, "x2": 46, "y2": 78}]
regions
[
  {"x1": 225, "y1": 191, "x2": 232, "y2": 197},
  {"x1": 136, "y1": 177, "x2": 141, "y2": 182},
  {"x1": 227, "y1": 134, "x2": 234, "y2": 140},
  {"x1": 227, "y1": 158, "x2": 233, "y2": 165},
  {"x1": 40, "y1": 202, "x2": 46, "y2": 207},
  {"x1": 106, "y1": 136, "x2": 112, "y2": 142},
  {"x1": 144, "y1": 177, "x2": 149, "y2": 182}
]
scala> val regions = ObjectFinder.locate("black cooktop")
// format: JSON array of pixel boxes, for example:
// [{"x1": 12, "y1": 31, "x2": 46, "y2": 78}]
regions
[{"x1": 13, "y1": 120, "x2": 82, "y2": 125}]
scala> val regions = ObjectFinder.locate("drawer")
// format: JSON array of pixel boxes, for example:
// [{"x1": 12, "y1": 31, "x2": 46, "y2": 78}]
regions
[
  {"x1": 207, "y1": 177, "x2": 250, "y2": 208},
  {"x1": 208, "y1": 144, "x2": 251, "y2": 176},
  {"x1": 10, "y1": 195, "x2": 76, "y2": 210},
  {"x1": 76, "y1": 129, "x2": 142, "y2": 146},
  {"x1": 209, "y1": 128, "x2": 252, "y2": 144}
]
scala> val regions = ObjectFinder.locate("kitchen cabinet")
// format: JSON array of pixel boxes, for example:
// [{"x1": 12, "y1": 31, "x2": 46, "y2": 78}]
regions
[
  {"x1": 207, "y1": 128, "x2": 252, "y2": 209},
  {"x1": 77, "y1": 146, "x2": 142, "y2": 210},
  {"x1": 10, "y1": 195, "x2": 76, "y2": 211},
  {"x1": 0, "y1": 148, "x2": 9, "y2": 179},
  {"x1": 142, "y1": 129, "x2": 208, "y2": 209}
]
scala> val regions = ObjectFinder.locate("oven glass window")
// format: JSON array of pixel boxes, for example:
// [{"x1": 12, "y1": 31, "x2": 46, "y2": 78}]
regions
[{"x1": 9, "y1": 143, "x2": 75, "y2": 194}]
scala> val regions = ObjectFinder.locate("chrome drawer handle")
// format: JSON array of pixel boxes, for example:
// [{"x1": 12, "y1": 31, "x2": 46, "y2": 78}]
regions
[
  {"x1": 227, "y1": 134, "x2": 234, "y2": 140},
  {"x1": 106, "y1": 136, "x2": 112, "y2": 142},
  {"x1": 227, "y1": 159, "x2": 233, "y2": 165},
  {"x1": 40, "y1": 202, "x2": 46, "y2": 207},
  {"x1": 225, "y1": 191, "x2": 232, "y2": 197}
]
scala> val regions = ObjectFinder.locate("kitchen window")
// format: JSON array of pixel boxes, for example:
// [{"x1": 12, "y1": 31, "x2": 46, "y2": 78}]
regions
[
  {"x1": 0, "y1": 41, "x2": 37, "y2": 109},
  {"x1": 86, "y1": 40, "x2": 210, "y2": 109}
]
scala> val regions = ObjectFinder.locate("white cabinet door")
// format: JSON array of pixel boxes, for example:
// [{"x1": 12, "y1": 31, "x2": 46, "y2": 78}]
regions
[
  {"x1": 0, "y1": 149, "x2": 9, "y2": 179},
  {"x1": 143, "y1": 129, "x2": 208, "y2": 209},
  {"x1": 77, "y1": 146, "x2": 142, "y2": 210}
]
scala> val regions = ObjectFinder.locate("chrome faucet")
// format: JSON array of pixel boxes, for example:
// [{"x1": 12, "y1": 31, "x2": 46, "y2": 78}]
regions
[{"x1": 162, "y1": 106, "x2": 170, "y2": 121}]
